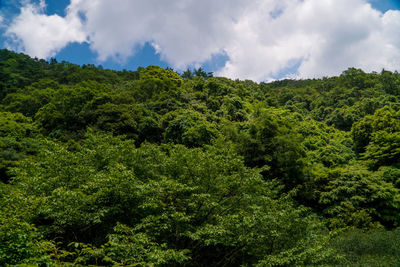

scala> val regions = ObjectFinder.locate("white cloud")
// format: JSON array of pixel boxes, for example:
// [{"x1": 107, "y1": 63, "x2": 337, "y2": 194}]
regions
[
  {"x1": 218, "y1": 0, "x2": 400, "y2": 80},
  {"x1": 4, "y1": 0, "x2": 86, "y2": 58},
  {"x1": 4, "y1": 0, "x2": 400, "y2": 80},
  {"x1": 67, "y1": 0, "x2": 248, "y2": 67}
]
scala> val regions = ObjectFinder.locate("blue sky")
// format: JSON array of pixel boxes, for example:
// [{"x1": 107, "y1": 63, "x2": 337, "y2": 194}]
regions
[
  {"x1": 0, "y1": 0, "x2": 170, "y2": 70},
  {"x1": 369, "y1": 0, "x2": 400, "y2": 12},
  {"x1": 0, "y1": 0, "x2": 230, "y2": 73},
  {"x1": 1, "y1": 0, "x2": 400, "y2": 80}
]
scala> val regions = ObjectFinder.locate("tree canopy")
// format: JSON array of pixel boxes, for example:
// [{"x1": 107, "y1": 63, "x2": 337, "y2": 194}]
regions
[{"x1": 1, "y1": 49, "x2": 400, "y2": 266}]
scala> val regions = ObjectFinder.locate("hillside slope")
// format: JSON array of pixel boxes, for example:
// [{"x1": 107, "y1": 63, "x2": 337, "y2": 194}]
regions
[{"x1": 1, "y1": 49, "x2": 400, "y2": 266}]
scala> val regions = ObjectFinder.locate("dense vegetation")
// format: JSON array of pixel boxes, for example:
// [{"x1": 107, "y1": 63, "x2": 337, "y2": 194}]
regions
[{"x1": 1, "y1": 49, "x2": 400, "y2": 266}]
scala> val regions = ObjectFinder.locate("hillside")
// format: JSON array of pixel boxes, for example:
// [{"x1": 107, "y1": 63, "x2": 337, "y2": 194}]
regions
[{"x1": 1, "y1": 49, "x2": 400, "y2": 266}]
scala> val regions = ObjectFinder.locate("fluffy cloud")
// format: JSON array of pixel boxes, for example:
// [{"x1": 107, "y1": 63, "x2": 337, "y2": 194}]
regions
[
  {"x1": 4, "y1": 0, "x2": 86, "y2": 58},
  {"x1": 219, "y1": 0, "x2": 394, "y2": 80},
  {"x1": 66, "y1": 0, "x2": 248, "y2": 67},
  {"x1": 3, "y1": 0, "x2": 400, "y2": 80}
]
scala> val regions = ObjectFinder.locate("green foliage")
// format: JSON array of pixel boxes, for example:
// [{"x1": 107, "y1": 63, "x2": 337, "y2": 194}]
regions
[
  {"x1": 317, "y1": 165, "x2": 400, "y2": 228},
  {"x1": 134, "y1": 65, "x2": 183, "y2": 100},
  {"x1": 299, "y1": 119, "x2": 355, "y2": 168},
  {"x1": 352, "y1": 105, "x2": 400, "y2": 168},
  {"x1": 162, "y1": 109, "x2": 218, "y2": 147},
  {"x1": 35, "y1": 82, "x2": 111, "y2": 139},
  {"x1": 329, "y1": 228, "x2": 400, "y2": 266},
  {"x1": 0, "y1": 112, "x2": 40, "y2": 182},
  {"x1": 231, "y1": 107, "x2": 306, "y2": 189},
  {"x1": 0, "y1": 184, "x2": 55, "y2": 265},
  {"x1": 0, "y1": 111, "x2": 35, "y2": 136},
  {"x1": 5, "y1": 134, "x2": 331, "y2": 265},
  {"x1": 0, "y1": 216, "x2": 54, "y2": 265},
  {"x1": 3, "y1": 79, "x2": 58, "y2": 117},
  {"x1": 1, "y1": 49, "x2": 400, "y2": 265}
]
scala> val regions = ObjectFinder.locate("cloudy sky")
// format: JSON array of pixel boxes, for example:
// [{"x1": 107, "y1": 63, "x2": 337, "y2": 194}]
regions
[{"x1": 1, "y1": 0, "x2": 400, "y2": 81}]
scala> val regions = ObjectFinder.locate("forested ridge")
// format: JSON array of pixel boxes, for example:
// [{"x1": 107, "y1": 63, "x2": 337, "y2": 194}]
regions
[{"x1": 1, "y1": 49, "x2": 400, "y2": 266}]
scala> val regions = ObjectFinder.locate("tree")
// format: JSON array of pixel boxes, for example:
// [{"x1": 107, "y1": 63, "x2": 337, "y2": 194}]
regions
[
  {"x1": 0, "y1": 112, "x2": 40, "y2": 182},
  {"x1": 134, "y1": 65, "x2": 183, "y2": 100},
  {"x1": 7, "y1": 133, "x2": 334, "y2": 266}
]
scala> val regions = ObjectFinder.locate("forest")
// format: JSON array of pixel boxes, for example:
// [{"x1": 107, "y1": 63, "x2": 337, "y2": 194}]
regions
[{"x1": 0, "y1": 49, "x2": 400, "y2": 266}]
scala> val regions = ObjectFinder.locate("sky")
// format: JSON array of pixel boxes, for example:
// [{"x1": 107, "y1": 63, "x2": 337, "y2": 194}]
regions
[{"x1": 0, "y1": 0, "x2": 400, "y2": 81}]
